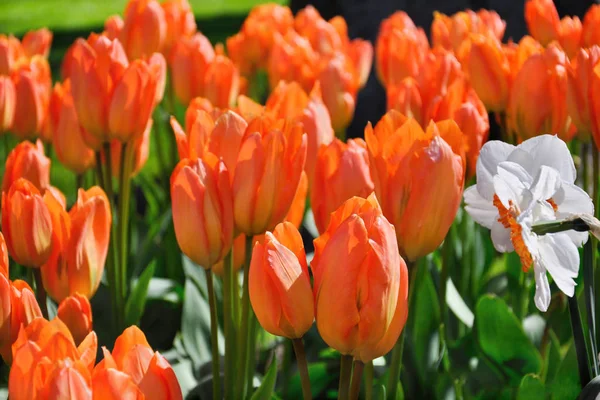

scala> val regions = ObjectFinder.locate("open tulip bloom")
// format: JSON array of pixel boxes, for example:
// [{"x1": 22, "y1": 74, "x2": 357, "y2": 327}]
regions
[{"x1": 464, "y1": 135, "x2": 593, "y2": 311}]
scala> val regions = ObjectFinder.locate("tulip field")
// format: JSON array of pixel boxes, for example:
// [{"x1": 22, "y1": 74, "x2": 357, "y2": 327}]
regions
[{"x1": 3, "y1": 0, "x2": 600, "y2": 399}]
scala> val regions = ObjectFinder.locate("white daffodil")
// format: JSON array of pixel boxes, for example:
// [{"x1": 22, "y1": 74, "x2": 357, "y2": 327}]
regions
[{"x1": 464, "y1": 135, "x2": 594, "y2": 312}]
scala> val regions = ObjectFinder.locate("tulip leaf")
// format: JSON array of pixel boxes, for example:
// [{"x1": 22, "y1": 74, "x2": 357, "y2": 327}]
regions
[
  {"x1": 474, "y1": 295, "x2": 542, "y2": 384},
  {"x1": 516, "y1": 374, "x2": 544, "y2": 400},
  {"x1": 124, "y1": 262, "x2": 156, "y2": 326},
  {"x1": 181, "y1": 278, "x2": 212, "y2": 367},
  {"x1": 250, "y1": 356, "x2": 278, "y2": 400},
  {"x1": 549, "y1": 343, "x2": 581, "y2": 400},
  {"x1": 287, "y1": 361, "x2": 332, "y2": 399}
]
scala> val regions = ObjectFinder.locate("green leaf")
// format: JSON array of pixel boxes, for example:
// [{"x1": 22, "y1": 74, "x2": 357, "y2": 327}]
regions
[
  {"x1": 446, "y1": 277, "x2": 474, "y2": 328},
  {"x1": 181, "y1": 279, "x2": 212, "y2": 367},
  {"x1": 287, "y1": 362, "x2": 332, "y2": 399},
  {"x1": 517, "y1": 374, "x2": 544, "y2": 400},
  {"x1": 250, "y1": 357, "x2": 278, "y2": 400},
  {"x1": 549, "y1": 343, "x2": 581, "y2": 400},
  {"x1": 373, "y1": 384, "x2": 386, "y2": 400},
  {"x1": 125, "y1": 262, "x2": 156, "y2": 326},
  {"x1": 475, "y1": 295, "x2": 542, "y2": 384},
  {"x1": 542, "y1": 330, "x2": 562, "y2": 385}
]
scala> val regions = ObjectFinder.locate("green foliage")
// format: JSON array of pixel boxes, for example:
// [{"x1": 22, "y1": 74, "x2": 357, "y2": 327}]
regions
[
  {"x1": 124, "y1": 261, "x2": 156, "y2": 326},
  {"x1": 250, "y1": 356, "x2": 278, "y2": 400}
]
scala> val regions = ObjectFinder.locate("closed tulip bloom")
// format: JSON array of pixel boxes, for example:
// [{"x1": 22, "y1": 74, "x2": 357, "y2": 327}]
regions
[
  {"x1": 57, "y1": 293, "x2": 93, "y2": 346},
  {"x1": 226, "y1": 3, "x2": 294, "y2": 76},
  {"x1": 212, "y1": 234, "x2": 247, "y2": 276},
  {"x1": 120, "y1": 0, "x2": 166, "y2": 60},
  {"x1": 558, "y1": 16, "x2": 582, "y2": 59},
  {"x1": 312, "y1": 138, "x2": 374, "y2": 234},
  {"x1": 41, "y1": 187, "x2": 111, "y2": 303},
  {"x1": 348, "y1": 39, "x2": 373, "y2": 89},
  {"x1": 0, "y1": 232, "x2": 8, "y2": 276},
  {"x1": 525, "y1": 0, "x2": 560, "y2": 46},
  {"x1": 2, "y1": 140, "x2": 50, "y2": 193},
  {"x1": 93, "y1": 326, "x2": 182, "y2": 400},
  {"x1": 284, "y1": 170, "x2": 308, "y2": 229},
  {"x1": 203, "y1": 55, "x2": 240, "y2": 108},
  {"x1": 22, "y1": 28, "x2": 53, "y2": 59},
  {"x1": 318, "y1": 53, "x2": 357, "y2": 133},
  {"x1": 589, "y1": 63, "x2": 600, "y2": 147},
  {"x1": 567, "y1": 47, "x2": 600, "y2": 140},
  {"x1": 0, "y1": 277, "x2": 42, "y2": 364},
  {"x1": 250, "y1": 222, "x2": 313, "y2": 338},
  {"x1": 508, "y1": 44, "x2": 570, "y2": 141},
  {"x1": 0, "y1": 34, "x2": 24, "y2": 75},
  {"x1": 48, "y1": 80, "x2": 96, "y2": 174},
  {"x1": 169, "y1": 33, "x2": 215, "y2": 105},
  {"x1": 11, "y1": 56, "x2": 51, "y2": 140},
  {"x1": 2, "y1": 179, "x2": 54, "y2": 267},
  {"x1": 0, "y1": 75, "x2": 15, "y2": 133},
  {"x1": 582, "y1": 5, "x2": 600, "y2": 48},
  {"x1": 171, "y1": 153, "x2": 234, "y2": 268},
  {"x1": 233, "y1": 116, "x2": 307, "y2": 235},
  {"x1": 431, "y1": 10, "x2": 506, "y2": 53},
  {"x1": 386, "y1": 77, "x2": 424, "y2": 124},
  {"x1": 467, "y1": 34, "x2": 510, "y2": 112},
  {"x1": 162, "y1": 0, "x2": 196, "y2": 54},
  {"x1": 104, "y1": 15, "x2": 124, "y2": 40},
  {"x1": 268, "y1": 31, "x2": 319, "y2": 94},
  {"x1": 312, "y1": 194, "x2": 408, "y2": 362},
  {"x1": 366, "y1": 111, "x2": 465, "y2": 261}
]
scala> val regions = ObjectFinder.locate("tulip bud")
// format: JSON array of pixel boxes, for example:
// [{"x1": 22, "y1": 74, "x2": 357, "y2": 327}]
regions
[
  {"x1": 2, "y1": 179, "x2": 54, "y2": 267},
  {"x1": 318, "y1": 53, "x2": 357, "y2": 134},
  {"x1": 162, "y1": 0, "x2": 196, "y2": 54},
  {"x1": 583, "y1": 5, "x2": 600, "y2": 48},
  {"x1": 250, "y1": 222, "x2": 313, "y2": 338},
  {"x1": 203, "y1": 55, "x2": 240, "y2": 108},
  {"x1": 171, "y1": 154, "x2": 234, "y2": 268},
  {"x1": 386, "y1": 78, "x2": 423, "y2": 124},
  {"x1": 348, "y1": 39, "x2": 373, "y2": 89},
  {"x1": 212, "y1": 234, "x2": 247, "y2": 276},
  {"x1": 104, "y1": 15, "x2": 124, "y2": 40},
  {"x1": 365, "y1": 112, "x2": 465, "y2": 261},
  {"x1": 233, "y1": 116, "x2": 307, "y2": 235},
  {"x1": 268, "y1": 31, "x2": 319, "y2": 94},
  {"x1": 169, "y1": 33, "x2": 215, "y2": 105},
  {"x1": 312, "y1": 138, "x2": 374, "y2": 234},
  {"x1": 120, "y1": 0, "x2": 166, "y2": 60},
  {"x1": 22, "y1": 28, "x2": 53, "y2": 59},
  {"x1": 11, "y1": 56, "x2": 51, "y2": 140},
  {"x1": 0, "y1": 34, "x2": 24, "y2": 75},
  {"x1": 57, "y1": 293, "x2": 93, "y2": 346},
  {"x1": 0, "y1": 233, "x2": 8, "y2": 277},
  {"x1": 312, "y1": 194, "x2": 408, "y2": 362},
  {"x1": 567, "y1": 47, "x2": 600, "y2": 140},
  {"x1": 525, "y1": 0, "x2": 560, "y2": 46},
  {"x1": 2, "y1": 140, "x2": 50, "y2": 193},
  {"x1": 41, "y1": 187, "x2": 111, "y2": 302},
  {"x1": 558, "y1": 16, "x2": 582, "y2": 60},
  {"x1": 0, "y1": 76, "x2": 15, "y2": 133},
  {"x1": 48, "y1": 80, "x2": 96, "y2": 174}
]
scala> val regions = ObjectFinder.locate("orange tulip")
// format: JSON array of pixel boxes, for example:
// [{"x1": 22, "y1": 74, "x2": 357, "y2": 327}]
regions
[
  {"x1": 525, "y1": 0, "x2": 560, "y2": 46},
  {"x1": 212, "y1": 234, "x2": 247, "y2": 276},
  {"x1": 507, "y1": 44, "x2": 571, "y2": 141},
  {"x1": 185, "y1": 96, "x2": 220, "y2": 125},
  {"x1": 119, "y1": 0, "x2": 166, "y2": 60},
  {"x1": 588, "y1": 62, "x2": 600, "y2": 148},
  {"x1": 203, "y1": 54, "x2": 240, "y2": 108},
  {"x1": 250, "y1": 221, "x2": 313, "y2": 338},
  {"x1": 108, "y1": 119, "x2": 152, "y2": 178},
  {"x1": 70, "y1": 35, "x2": 162, "y2": 144},
  {"x1": 0, "y1": 34, "x2": 24, "y2": 75},
  {"x1": 431, "y1": 10, "x2": 506, "y2": 53},
  {"x1": 21, "y1": 28, "x2": 53, "y2": 59},
  {"x1": 11, "y1": 56, "x2": 51, "y2": 140},
  {"x1": 376, "y1": 11, "x2": 429, "y2": 87},
  {"x1": 366, "y1": 112, "x2": 465, "y2": 261},
  {"x1": 93, "y1": 325, "x2": 182, "y2": 400},
  {"x1": 467, "y1": 34, "x2": 510, "y2": 112},
  {"x1": 0, "y1": 277, "x2": 42, "y2": 364},
  {"x1": 294, "y1": 6, "x2": 344, "y2": 56},
  {"x1": 583, "y1": 5, "x2": 600, "y2": 48},
  {"x1": 57, "y1": 293, "x2": 93, "y2": 346},
  {"x1": 233, "y1": 116, "x2": 307, "y2": 235},
  {"x1": 268, "y1": 31, "x2": 319, "y2": 94},
  {"x1": 312, "y1": 194, "x2": 408, "y2": 362},
  {"x1": 567, "y1": 47, "x2": 600, "y2": 140},
  {"x1": 169, "y1": 32, "x2": 215, "y2": 105},
  {"x1": 9, "y1": 317, "x2": 97, "y2": 400},
  {"x1": 41, "y1": 187, "x2": 111, "y2": 302},
  {"x1": 2, "y1": 140, "x2": 50, "y2": 193},
  {"x1": 48, "y1": 80, "x2": 96, "y2": 174},
  {"x1": 226, "y1": 3, "x2": 294, "y2": 76},
  {"x1": 505, "y1": 35, "x2": 544, "y2": 84},
  {"x1": 558, "y1": 16, "x2": 582, "y2": 59},
  {"x1": 318, "y1": 53, "x2": 358, "y2": 133},
  {"x1": 284, "y1": 170, "x2": 308, "y2": 229},
  {"x1": 104, "y1": 15, "x2": 124, "y2": 40},
  {"x1": 2, "y1": 179, "x2": 54, "y2": 267},
  {"x1": 0, "y1": 232, "x2": 8, "y2": 276},
  {"x1": 0, "y1": 75, "x2": 15, "y2": 132},
  {"x1": 311, "y1": 138, "x2": 374, "y2": 234},
  {"x1": 171, "y1": 154, "x2": 234, "y2": 268},
  {"x1": 162, "y1": 0, "x2": 196, "y2": 54},
  {"x1": 386, "y1": 77, "x2": 424, "y2": 124}
]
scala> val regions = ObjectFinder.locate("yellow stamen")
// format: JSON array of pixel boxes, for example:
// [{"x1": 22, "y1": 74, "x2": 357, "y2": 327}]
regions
[{"x1": 493, "y1": 195, "x2": 533, "y2": 272}]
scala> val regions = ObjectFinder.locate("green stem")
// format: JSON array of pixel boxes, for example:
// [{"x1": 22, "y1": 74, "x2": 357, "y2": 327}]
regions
[
  {"x1": 33, "y1": 269, "x2": 48, "y2": 319},
  {"x1": 282, "y1": 340, "x2": 293, "y2": 398},
  {"x1": 364, "y1": 361, "x2": 373, "y2": 400},
  {"x1": 338, "y1": 355, "x2": 353, "y2": 400},
  {"x1": 205, "y1": 269, "x2": 221, "y2": 400},
  {"x1": 568, "y1": 294, "x2": 592, "y2": 387},
  {"x1": 583, "y1": 240, "x2": 599, "y2": 377},
  {"x1": 223, "y1": 250, "x2": 235, "y2": 400},
  {"x1": 118, "y1": 141, "x2": 135, "y2": 311},
  {"x1": 531, "y1": 218, "x2": 590, "y2": 235},
  {"x1": 245, "y1": 316, "x2": 258, "y2": 395},
  {"x1": 386, "y1": 260, "x2": 418, "y2": 399},
  {"x1": 75, "y1": 173, "x2": 84, "y2": 191},
  {"x1": 292, "y1": 338, "x2": 312, "y2": 400},
  {"x1": 349, "y1": 360, "x2": 364, "y2": 400},
  {"x1": 237, "y1": 235, "x2": 254, "y2": 399}
]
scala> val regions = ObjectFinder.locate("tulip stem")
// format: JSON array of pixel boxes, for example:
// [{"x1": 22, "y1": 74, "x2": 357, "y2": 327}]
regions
[
  {"x1": 349, "y1": 360, "x2": 364, "y2": 400},
  {"x1": 223, "y1": 250, "x2": 235, "y2": 400},
  {"x1": 292, "y1": 338, "x2": 312, "y2": 400},
  {"x1": 338, "y1": 355, "x2": 353, "y2": 400},
  {"x1": 33, "y1": 269, "x2": 48, "y2": 319},
  {"x1": 238, "y1": 235, "x2": 255, "y2": 399},
  {"x1": 364, "y1": 361, "x2": 373, "y2": 400},
  {"x1": 118, "y1": 141, "x2": 135, "y2": 313},
  {"x1": 206, "y1": 269, "x2": 221, "y2": 400},
  {"x1": 568, "y1": 293, "x2": 592, "y2": 387}
]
